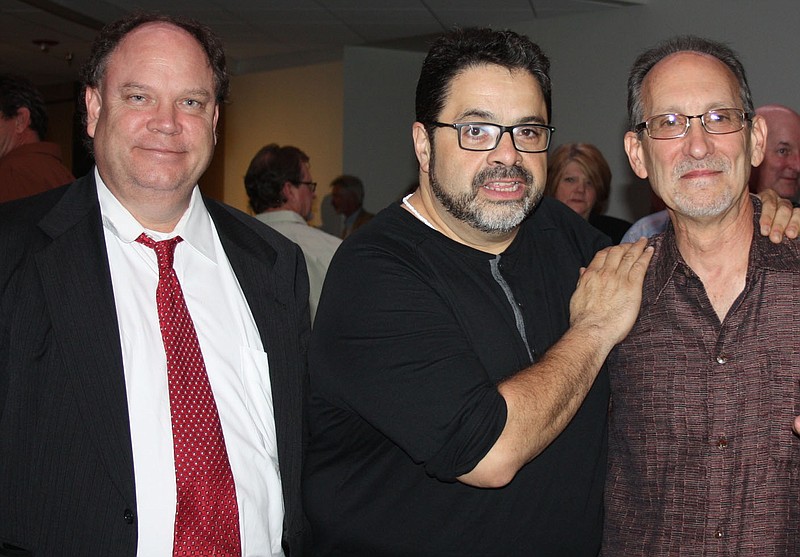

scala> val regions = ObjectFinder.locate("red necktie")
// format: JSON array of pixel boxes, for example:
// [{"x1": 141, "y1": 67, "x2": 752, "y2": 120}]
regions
[{"x1": 137, "y1": 233, "x2": 242, "y2": 557}]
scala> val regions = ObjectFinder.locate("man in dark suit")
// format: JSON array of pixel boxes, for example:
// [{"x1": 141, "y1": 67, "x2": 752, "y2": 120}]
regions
[{"x1": 0, "y1": 12, "x2": 308, "y2": 557}]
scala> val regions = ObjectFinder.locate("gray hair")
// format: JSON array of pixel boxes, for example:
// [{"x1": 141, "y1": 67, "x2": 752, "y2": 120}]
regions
[{"x1": 627, "y1": 35, "x2": 753, "y2": 131}]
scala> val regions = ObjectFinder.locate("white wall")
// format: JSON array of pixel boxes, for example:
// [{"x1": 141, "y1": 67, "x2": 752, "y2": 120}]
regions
[
  {"x1": 342, "y1": 47, "x2": 426, "y2": 214},
  {"x1": 343, "y1": 0, "x2": 800, "y2": 221}
]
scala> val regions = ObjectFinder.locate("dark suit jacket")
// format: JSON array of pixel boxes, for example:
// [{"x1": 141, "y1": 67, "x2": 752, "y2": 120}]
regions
[{"x1": 0, "y1": 173, "x2": 310, "y2": 556}]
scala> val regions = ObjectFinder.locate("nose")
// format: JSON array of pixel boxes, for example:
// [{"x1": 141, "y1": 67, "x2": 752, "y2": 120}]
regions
[
  {"x1": 788, "y1": 150, "x2": 800, "y2": 175},
  {"x1": 489, "y1": 129, "x2": 523, "y2": 166},
  {"x1": 682, "y1": 117, "x2": 713, "y2": 160},
  {"x1": 147, "y1": 102, "x2": 181, "y2": 135}
]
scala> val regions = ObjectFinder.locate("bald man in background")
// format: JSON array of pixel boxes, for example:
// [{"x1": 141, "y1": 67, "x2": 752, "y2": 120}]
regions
[{"x1": 749, "y1": 104, "x2": 800, "y2": 205}]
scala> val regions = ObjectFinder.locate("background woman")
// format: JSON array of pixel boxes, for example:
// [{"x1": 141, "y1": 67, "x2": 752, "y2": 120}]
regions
[{"x1": 544, "y1": 142, "x2": 632, "y2": 243}]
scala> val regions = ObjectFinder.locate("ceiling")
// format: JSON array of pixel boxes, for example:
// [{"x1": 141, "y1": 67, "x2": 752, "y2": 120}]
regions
[{"x1": 1, "y1": 0, "x2": 647, "y2": 88}]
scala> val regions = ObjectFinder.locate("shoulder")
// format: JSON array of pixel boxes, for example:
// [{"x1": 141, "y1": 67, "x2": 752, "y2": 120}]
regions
[
  {"x1": 589, "y1": 213, "x2": 633, "y2": 244},
  {"x1": 203, "y1": 197, "x2": 301, "y2": 254},
  {"x1": 621, "y1": 210, "x2": 670, "y2": 243},
  {"x1": 522, "y1": 197, "x2": 612, "y2": 257},
  {"x1": 338, "y1": 203, "x2": 426, "y2": 258},
  {"x1": 0, "y1": 175, "x2": 85, "y2": 236}
]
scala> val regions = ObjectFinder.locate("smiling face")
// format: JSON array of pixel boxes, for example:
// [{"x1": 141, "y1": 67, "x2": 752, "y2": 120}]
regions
[
  {"x1": 553, "y1": 161, "x2": 597, "y2": 220},
  {"x1": 624, "y1": 52, "x2": 765, "y2": 220},
  {"x1": 753, "y1": 106, "x2": 800, "y2": 202},
  {"x1": 85, "y1": 22, "x2": 219, "y2": 227},
  {"x1": 413, "y1": 63, "x2": 548, "y2": 236}
]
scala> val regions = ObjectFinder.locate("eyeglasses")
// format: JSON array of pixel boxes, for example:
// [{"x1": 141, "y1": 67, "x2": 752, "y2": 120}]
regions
[
  {"x1": 635, "y1": 108, "x2": 751, "y2": 140},
  {"x1": 293, "y1": 181, "x2": 317, "y2": 192},
  {"x1": 432, "y1": 121, "x2": 555, "y2": 153}
]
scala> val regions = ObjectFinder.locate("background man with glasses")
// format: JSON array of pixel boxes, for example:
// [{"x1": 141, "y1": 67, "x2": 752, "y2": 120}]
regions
[
  {"x1": 244, "y1": 143, "x2": 341, "y2": 322},
  {"x1": 602, "y1": 35, "x2": 800, "y2": 555},
  {"x1": 303, "y1": 27, "x2": 654, "y2": 556}
]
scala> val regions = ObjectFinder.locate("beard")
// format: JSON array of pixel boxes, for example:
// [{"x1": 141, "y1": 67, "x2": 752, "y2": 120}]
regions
[
  {"x1": 428, "y1": 144, "x2": 542, "y2": 234},
  {"x1": 669, "y1": 157, "x2": 736, "y2": 218}
]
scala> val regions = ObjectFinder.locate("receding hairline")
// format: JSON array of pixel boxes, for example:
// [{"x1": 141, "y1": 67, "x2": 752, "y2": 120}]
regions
[
  {"x1": 98, "y1": 21, "x2": 214, "y2": 85},
  {"x1": 639, "y1": 50, "x2": 742, "y2": 114}
]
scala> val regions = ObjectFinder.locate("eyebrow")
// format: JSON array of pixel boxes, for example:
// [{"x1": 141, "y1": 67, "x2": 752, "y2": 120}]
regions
[
  {"x1": 118, "y1": 82, "x2": 212, "y2": 100},
  {"x1": 453, "y1": 109, "x2": 546, "y2": 125}
]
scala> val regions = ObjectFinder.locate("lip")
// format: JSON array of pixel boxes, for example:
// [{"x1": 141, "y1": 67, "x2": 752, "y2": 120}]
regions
[
  {"x1": 481, "y1": 179, "x2": 526, "y2": 201},
  {"x1": 681, "y1": 169, "x2": 721, "y2": 180},
  {"x1": 482, "y1": 178, "x2": 523, "y2": 192}
]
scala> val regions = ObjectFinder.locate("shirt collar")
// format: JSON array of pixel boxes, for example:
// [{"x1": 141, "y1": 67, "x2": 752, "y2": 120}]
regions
[
  {"x1": 95, "y1": 167, "x2": 218, "y2": 263},
  {"x1": 649, "y1": 195, "x2": 800, "y2": 301},
  {"x1": 258, "y1": 209, "x2": 308, "y2": 225}
]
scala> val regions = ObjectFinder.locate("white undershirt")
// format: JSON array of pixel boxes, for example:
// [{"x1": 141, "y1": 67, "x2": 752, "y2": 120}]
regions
[{"x1": 96, "y1": 170, "x2": 285, "y2": 557}]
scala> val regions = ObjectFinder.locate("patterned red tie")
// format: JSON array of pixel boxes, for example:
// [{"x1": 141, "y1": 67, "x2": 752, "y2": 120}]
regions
[{"x1": 137, "y1": 233, "x2": 242, "y2": 557}]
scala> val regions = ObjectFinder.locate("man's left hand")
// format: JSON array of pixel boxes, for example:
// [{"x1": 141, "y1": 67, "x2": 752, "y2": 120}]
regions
[{"x1": 757, "y1": 188, "x2": 800, "y2": 242}]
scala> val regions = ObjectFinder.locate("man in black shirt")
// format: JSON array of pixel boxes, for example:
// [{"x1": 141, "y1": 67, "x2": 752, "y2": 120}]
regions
[{"x1": 303, "y1": 27, "x2": 652, "y2": 556}]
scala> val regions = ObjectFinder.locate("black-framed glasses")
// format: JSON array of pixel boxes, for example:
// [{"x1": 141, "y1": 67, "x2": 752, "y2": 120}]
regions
[
  {"x1": 635, "y1": 108, "x2": 751, "y2": 140},
  {"x1": 432, "y1": 121, "x2": 555, "y2": 153},
  {"x1": 293, "y1": 181, "x2": 317, "y2": 192}
]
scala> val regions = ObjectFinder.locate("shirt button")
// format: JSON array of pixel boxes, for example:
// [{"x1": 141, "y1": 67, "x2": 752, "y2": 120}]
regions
[
  {"x1": 123, "y1": 508, "x2": 135, "y2": 524},
  {"x1": 714, "y1": 529, "x2": 724, "y2": 539},
  {"x1": 716, "y1": 355, "x2": 728, "y2": 364},
  {"x1": 717, "y1": 437, "x2": 728, "y2": 449}
]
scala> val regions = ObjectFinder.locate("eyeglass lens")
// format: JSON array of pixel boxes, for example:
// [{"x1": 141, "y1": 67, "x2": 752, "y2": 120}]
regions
[
  {"x1": 645, "y1": 109, "x2": 746, "y2": 139},
  {"x1": 458, "y1": 124, "x2": 550, "y2": 152}
]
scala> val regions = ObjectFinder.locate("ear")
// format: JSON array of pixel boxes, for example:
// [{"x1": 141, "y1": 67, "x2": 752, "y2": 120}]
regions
[
  {"x1": 748, "y1": 113, "x2": 767, "y2": 168},
  {"x1": 85, "y1": 86, "x2": 102, "y2": 138},
  {"x1": 14, "y1": 107, "x2": 31, "y2": 133},
  {"x1": 412, "y1": 122, "x2": 432, "y2": 174},
  {"x1": 281, "y1": 181, "x2": 296, "y2": 204},
  {"x1": 624, "y1": 130, "x2": 649, "y2": 179},
  {"x1": 212, "y1": 104, "x2": 219, "y2": 146}
]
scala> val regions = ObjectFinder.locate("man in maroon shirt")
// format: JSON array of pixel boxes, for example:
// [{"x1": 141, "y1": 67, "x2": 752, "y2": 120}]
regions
[
  {"x1": 0, "y1": 74, "x2": 74, "y2": 203},
  {"x1": 603, "y1": 36, "x2": 800, "y2": 556}
]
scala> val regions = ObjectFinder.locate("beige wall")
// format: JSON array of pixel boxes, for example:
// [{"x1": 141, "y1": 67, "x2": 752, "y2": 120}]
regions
[
  {"x1": 223, "y1": 61, "x2": 344, "y2": 225},
  {"x1": 46, "y1": 99, "x2": 76, "y2": 172}
]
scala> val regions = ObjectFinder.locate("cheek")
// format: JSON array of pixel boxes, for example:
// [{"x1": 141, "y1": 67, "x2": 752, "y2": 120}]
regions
[{"x1": 554, "y1": 182, "x2": 573, "y2": 201}]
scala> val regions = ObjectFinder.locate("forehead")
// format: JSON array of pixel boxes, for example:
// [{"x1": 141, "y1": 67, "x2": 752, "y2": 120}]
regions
[
  {"x1": 104, "y1": 22, "x2": 212, "y2": 85},
  {"x1": 441, "y1": 63, "x2": 547, "y2": 122},
  {"x1": 563, "y1": 160, "x2": 586, "y2": 174},
  {"x1": 763, "y1": 111, "x2": 800, "y2": 144},
  {"x1": 642, "y1": 51, "x2": 740, "y2": 114}
]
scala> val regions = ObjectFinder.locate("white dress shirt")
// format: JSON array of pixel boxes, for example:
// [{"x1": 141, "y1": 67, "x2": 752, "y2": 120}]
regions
[
  {"x1": 97, "y1": 170, "x2": 285, "y2": 557},
  {"x1": 255, "y1": 210, "x2": 341, "y2": 322}
]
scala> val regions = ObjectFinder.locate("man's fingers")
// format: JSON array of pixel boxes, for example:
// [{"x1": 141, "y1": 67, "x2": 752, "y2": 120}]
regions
[{"x1": 588, "y1": 237, "x2": 650, "y2": 274}]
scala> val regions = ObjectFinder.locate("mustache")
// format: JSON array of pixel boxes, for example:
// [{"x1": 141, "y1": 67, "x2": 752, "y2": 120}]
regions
[{"x1": 672, "y1": 158, "x2": 730, "y2": 179}]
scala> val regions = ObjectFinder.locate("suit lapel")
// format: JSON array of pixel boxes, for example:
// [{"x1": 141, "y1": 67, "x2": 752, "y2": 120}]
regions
[{"x1": 35, "y1": 174, "x2": 136, "y2": 504}]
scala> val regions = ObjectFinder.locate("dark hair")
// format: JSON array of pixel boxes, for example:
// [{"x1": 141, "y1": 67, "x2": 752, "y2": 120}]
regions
[
  {"x1": 627, "y1": 35, "x2": 753, "y2": 131},
  {"x1": 330, "y1": 174, "x2": 365, "y2": 205},
  {"x1": 545, "y1": 143, "x2": 612, "y2": 214},
  {"x1": 79, "y1": 12, "x2": 229, "y2": 149},
  {"x1": 0, "y1": 73, "x2": 48, "y2": 139},
  {"x1": 244, "y1": 144, "x2": 310, "y2": 213},
  {"x1": 415, "y1": 27, "x2": 552, "y2": 130}
]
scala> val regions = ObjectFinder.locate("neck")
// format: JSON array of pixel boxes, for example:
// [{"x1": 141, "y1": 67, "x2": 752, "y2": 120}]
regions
[
  {"x1": 671, "y1": 194, "x2": 753, "y2": 321},
  {"x1": 407, "y1": 186, "x2": 519, "y2": 255}
]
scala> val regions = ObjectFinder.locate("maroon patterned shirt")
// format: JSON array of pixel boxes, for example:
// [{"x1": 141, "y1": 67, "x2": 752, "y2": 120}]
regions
[{"x1": 603, "y1": 199, "x2": 800, "y2": 556}]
